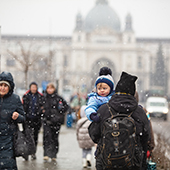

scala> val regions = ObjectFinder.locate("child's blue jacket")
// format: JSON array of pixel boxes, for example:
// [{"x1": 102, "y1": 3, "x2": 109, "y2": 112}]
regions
[{"x1": 85, "y1": 91, "x2": 114, "y2": 121}]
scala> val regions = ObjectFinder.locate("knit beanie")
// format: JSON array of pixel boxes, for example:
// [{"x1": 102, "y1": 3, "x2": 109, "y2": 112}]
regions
[
  {"x1": 95, "y1": 74, "x2": 114, "y2": 92},
  {"x1": 0, "y1": 80, "x2": 11, "y2": 89},
  {"x1": 115, "y1": 71, "x2": 138, "y2": 96}
]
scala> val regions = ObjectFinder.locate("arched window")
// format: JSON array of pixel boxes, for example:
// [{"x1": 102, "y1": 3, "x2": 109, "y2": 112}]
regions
[
  {"x1": 78, "y1": 35, "x2": 81, "y2": 42},
  {"x1": 138, "y1": 56, "x2": 142, "y2": 68},
  {"x1": 128, "y1": 36, "x2": 131, "y2": 43},
  {"x1": 64, "y1": 55, "x2": 68, "y2": 66},
  {"x1": 6, "y1": 59, "x2": 15, "y2": 66}
]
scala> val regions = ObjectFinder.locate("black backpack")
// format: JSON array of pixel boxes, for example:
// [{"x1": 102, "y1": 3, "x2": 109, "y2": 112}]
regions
[{"x1": 99, "y1": 104, "x2": 142, "y2": 169}]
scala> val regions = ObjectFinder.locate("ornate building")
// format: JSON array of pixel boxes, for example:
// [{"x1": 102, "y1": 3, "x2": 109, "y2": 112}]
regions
[{"x1": 1, "y1": 0, "x2": 170, "y2": 101}]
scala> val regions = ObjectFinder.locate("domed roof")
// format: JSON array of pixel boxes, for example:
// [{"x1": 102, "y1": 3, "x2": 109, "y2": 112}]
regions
[{"x1": 84, "y1": 0, "x2": 121, "y2": 32}]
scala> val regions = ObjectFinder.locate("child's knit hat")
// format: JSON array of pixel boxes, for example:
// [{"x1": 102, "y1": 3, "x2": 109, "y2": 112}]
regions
[{"x1": 95, "y1": 74, "x2": 114, "y2": 92}]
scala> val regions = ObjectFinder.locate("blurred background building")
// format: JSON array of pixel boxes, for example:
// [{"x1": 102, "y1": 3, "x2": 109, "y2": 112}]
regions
[{"x1": 1, "y1": 0, "x2": 170, "y2": 101}]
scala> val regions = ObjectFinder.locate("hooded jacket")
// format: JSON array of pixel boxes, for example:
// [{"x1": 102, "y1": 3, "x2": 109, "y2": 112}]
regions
[
  {"x1": 0, "y1": 72, "x2": 25, "y2": 170},
  {"x1": 76, "y1": 117, "x2": 95, "y2": 149}
]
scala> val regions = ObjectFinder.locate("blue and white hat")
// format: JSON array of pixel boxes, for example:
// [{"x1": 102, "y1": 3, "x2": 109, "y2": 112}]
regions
[{"x1": 95, "y1": 74, "x2": 114, "y2": 92}]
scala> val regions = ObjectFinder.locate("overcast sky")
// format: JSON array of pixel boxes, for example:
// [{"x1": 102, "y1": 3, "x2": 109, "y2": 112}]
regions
[{"x1": 0, "y1": 0, "x2": 170, "y2": 38}]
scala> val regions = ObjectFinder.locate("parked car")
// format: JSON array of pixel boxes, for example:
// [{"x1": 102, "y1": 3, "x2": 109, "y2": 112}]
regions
[{"x1": 146, "y1": 96, "x2": 168, "y2": 121}]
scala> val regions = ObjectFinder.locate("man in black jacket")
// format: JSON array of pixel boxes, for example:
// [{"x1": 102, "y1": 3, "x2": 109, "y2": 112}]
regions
[
  {"x1": 89, "y1": 72, "x2": 150, "y2": 170},
  {"x1": 22, "y1": 82, "x2": 44, "y2": 160}
]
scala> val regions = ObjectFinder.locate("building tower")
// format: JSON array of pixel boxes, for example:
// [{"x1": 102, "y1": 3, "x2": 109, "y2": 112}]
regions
[{"x1": 123, "y1": 13, "x2": 136, "y2": 44}]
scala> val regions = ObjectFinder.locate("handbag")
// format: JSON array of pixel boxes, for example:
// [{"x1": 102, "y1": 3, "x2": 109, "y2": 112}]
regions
[
  {"x1": 13, "y1": 125, "x2": 29, "y2": 158},
  {"x1": 147, "y1": 160, "x2": 156, "y2": 170},
  {"x1": 24, "y1": 126, "x2": 36, "y2": 155}
]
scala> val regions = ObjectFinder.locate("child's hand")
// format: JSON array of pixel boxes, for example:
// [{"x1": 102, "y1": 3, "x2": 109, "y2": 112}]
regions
[{"x1": 90, "y1": 112, "x2": 100, "y2": 122}]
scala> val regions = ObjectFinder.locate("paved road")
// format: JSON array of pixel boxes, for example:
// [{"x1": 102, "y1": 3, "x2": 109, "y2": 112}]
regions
[
  {"x1": 17, "y1": 125, "x2": 96, "y2": 170},
  {"x1": 16, "y1": 112, "x2": 170, "y2": 170}
]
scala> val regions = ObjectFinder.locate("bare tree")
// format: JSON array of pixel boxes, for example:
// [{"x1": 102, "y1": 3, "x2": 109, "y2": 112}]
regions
[
  {"x1": 7, "y1": 41, "x2": 44, "y2": 89},
  {"x1": 47, "y1": 48, "x2": 56, "y2": 82},
  {"x1": 32, "y1": 44, "x2": 56, "y2": 83}
]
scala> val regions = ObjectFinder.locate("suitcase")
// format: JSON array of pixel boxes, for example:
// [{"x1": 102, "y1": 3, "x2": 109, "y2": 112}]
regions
[{"x1": 66, "y1": 114, "x2": 73, "y2": 128}]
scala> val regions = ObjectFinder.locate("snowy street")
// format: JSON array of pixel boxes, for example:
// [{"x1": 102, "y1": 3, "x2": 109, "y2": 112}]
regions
[
  {"x1": 16, "y1": 125, "x2": 96, "y2": 170},
  {"x1": 15, "y1": 111, "x2": 170, "y2": 170}
]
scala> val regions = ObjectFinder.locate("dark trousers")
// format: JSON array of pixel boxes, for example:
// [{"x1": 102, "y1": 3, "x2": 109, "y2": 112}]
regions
[
  {"x1": 33, "y1": 123, "x2": 41, "y2": 149},
  {"x1": 23, "y1": 118, "x2": 41, "y2": 152},
  {"x1": 43, "y1": 122, "x2": 61, "y2": 158}
]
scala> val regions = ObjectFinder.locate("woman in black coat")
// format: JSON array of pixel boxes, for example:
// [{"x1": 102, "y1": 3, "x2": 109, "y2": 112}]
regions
[
  {"x1": 0, "y1": 71, "x2": 25, "y2": 170},
  {"x1": 89, "y1": 72, "x2": 150, "y2": 170},
  {"x1": 43, "y1": 83, "x2": 68, "y2": 162}
]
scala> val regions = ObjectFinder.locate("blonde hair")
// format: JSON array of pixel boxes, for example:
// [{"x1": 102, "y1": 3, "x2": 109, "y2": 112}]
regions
[
  {"x1": 96, "y1": 83, "x2": 109, "y2": 88},
  {"x1": 46, "y1": 83, "x2": 56, "y2": 90}
]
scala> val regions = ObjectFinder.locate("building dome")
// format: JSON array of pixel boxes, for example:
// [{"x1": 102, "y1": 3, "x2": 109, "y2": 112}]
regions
[{"x1": 84, "y1": 0, "x2": 121, "y2": 32}]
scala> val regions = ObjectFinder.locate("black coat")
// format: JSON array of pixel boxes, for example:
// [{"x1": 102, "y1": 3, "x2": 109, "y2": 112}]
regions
[
  {"x1": 22, "y1": 90, "x2": 44, "y2": 121},
  {"x1": 0, "y1": 72, "x2": 25, "y2": 170},
  {"x1": 89, "y1": 94, "x2": 150, "y2": 170},
  {"x1": 43, "y1": 92, "x2": 68, "y2": 125}
]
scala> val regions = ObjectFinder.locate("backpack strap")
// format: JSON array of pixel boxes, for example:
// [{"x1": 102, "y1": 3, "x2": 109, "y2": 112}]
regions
[
  {"x1": 107, "y1": 103, "x2": 133, "y2": 118},
  {"x1": 107, "y1": 103, "x2": 116, "y2": 119}
]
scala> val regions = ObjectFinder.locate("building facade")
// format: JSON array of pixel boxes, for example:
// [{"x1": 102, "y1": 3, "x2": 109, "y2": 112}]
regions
[{"x1": 1, "y1": 0, "x2": 170, "y2": 101}]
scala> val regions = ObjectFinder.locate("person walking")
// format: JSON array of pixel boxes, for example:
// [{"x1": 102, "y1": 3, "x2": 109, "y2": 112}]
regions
[
  {"x1": 134, "y1": 91, "x2": 155, "y2": 152},
  {"x1": 22, "y1": 82, "x2": 44, "y2": 160},
  {"x1": 0, "y1": 71, "x2": 25, "y2": 170},
  {"x1": 42, "y1": 83, "x2": 68, "y2": 162},
  {"x1": 89, "y1": 71, "x2": 150, "y2": 170},
  {"x1": 76, "y1": 105, "x2": 95, "y2": 168},
  {"x1": 70, "y1": 92, "x2": 86, "y2": 120}
]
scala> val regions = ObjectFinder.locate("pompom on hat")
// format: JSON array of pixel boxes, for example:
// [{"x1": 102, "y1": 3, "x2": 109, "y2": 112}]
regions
[{"x1": 99, "y1": 67, "x2": 112, "y2": 76}]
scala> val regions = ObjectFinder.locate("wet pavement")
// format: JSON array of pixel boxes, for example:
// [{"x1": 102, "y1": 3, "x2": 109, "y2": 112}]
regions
[
  {"x1": 16, "y1": 114, "x2": 170, "y2": 170},
  {"x1": 16, "y1": 125, "x2": 96, "y2": 170}
]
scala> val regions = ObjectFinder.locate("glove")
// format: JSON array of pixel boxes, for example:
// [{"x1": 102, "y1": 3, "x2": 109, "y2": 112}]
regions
[{"x1": 90, "y1": 112, "x2": 100, "y2": 122}]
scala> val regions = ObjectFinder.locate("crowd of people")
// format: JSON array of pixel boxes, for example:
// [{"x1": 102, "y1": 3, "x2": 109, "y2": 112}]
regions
[
  {"x1": 0, "y1": 71, "x2": 68, "y2": 170},
  {"x1": 0, "y1": 67, "x2": 154, "y2": 170}
]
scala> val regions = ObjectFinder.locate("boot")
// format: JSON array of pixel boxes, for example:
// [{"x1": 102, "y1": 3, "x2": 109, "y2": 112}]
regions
[
  {"x1": 23, "y1": 155, "x2": 28, "y2": 161},
  {"x1": 31, "y1": 154, "x2": 36, "y2": 160},
  {"x1": 86, "y1": 154, "x2": 92, "y2": 167},
  {"x1": 51, "y1": 158, "x2": 57, "y2": 162},
  {"x1": 82, "y1": 158, "x2": 87, "y2": 168},
  {"x1": 43, "y1": 156, "x2": 49, "y2": 162}
]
